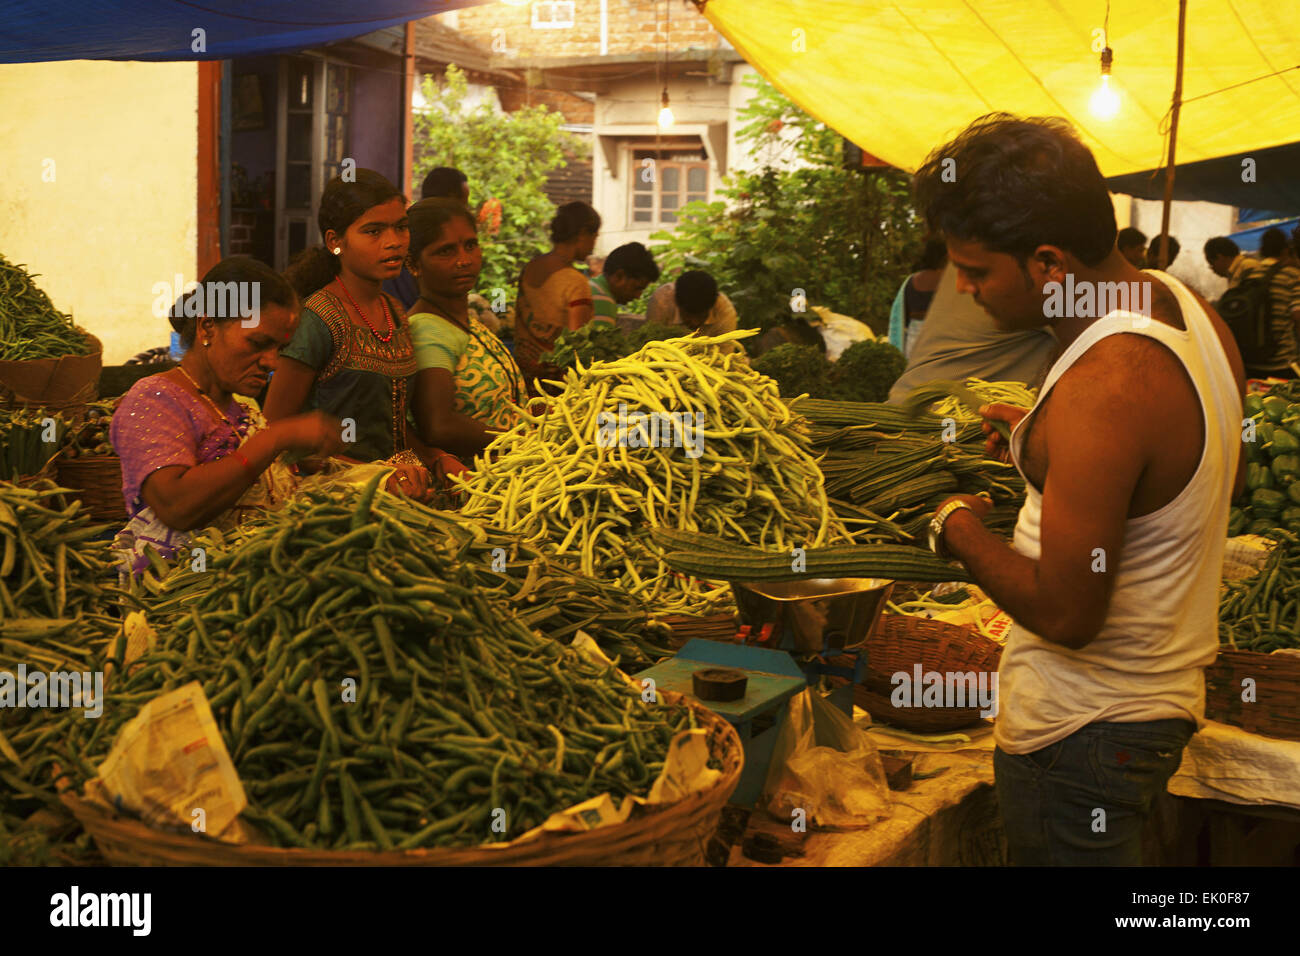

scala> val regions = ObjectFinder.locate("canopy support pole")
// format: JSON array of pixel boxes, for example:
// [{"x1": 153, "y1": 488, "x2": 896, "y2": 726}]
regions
[{"x1": 1158, "y1": 0, "x2": 1188, "y2": 269}]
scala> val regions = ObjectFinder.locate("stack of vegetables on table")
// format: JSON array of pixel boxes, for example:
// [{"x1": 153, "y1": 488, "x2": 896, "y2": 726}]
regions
[
  {"x1": 47, "y1": 474, "x2": 707, "y2": 852},
  {"x1": 751, "y1": 339, "x2": 905, "y2": 404},
  {"x1": 458, "y1": 331, "x2": 853, "y2": 614},
  {"x1": 0, "y1": 480, "x2": 120, "y2": 862},
  {"x1": 541, "y1": 321, "x2": 682, "y2": 371},
  {"x1": 1219, "y1": 530, "x2": 1300, "y2": 652},
  {"x1": 1231, "y1": 390, "x2": 1300, "y2": 537},
  {"x1": 0, "y1": 407, "x2": 68, "y2": 479},
  {"x1": 57, "y1": 400, "x2": 116, "y2": 459},
  {"x1": 0, "y1": 255, "x2": 94, "y2": 361},
  {"x1": 798, "y1": 379, "x2": 1034, "y2": 542}
]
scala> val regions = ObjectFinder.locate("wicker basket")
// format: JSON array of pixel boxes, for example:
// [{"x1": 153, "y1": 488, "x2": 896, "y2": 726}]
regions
[
  {"x1": 62, "y1": 693, "x2": 743, "y2": 867},
  {"x1": 854, "y1": 614, "x2": 1003, "y2": 732},
  {"x1": 662, "y1": 613, "x2": 738, "y2": 644},
  {"x1": 55, "y1": 454, "x2": 126, "y2": 524},
  {"x1": 1205, "y1": 648, "x2": 1300, "y2": 742}
]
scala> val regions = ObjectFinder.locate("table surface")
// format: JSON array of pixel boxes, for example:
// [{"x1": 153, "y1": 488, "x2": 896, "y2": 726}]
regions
[{"x1": 728, "y1": 747, "x2": 1002, "y2": 866}]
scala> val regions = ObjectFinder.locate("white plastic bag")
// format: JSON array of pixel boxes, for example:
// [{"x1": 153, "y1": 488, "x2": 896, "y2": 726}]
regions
[
  {"x1": 761, "y1": 688, "x2": 892, "y2": 829},
  {"x1": 809, "y1": 305, "x2": 874, "y2": 361}
]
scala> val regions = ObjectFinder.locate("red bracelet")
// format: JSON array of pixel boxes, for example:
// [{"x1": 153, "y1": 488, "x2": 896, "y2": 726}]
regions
[{"x1": 233, "y1": 450, "x2": 255, "y2": 478}]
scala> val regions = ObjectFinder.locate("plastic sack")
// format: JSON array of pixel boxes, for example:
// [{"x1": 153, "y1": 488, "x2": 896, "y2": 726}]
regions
[
  {"x1": 761, "y1": 688, "x2": 892, "y2": 829},
  {"x1": 809, "y1": 305, "x2": 874, "y2": 361}
]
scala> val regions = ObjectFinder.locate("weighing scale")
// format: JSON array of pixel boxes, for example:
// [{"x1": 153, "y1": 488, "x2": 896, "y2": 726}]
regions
[{"x1": 638, "y1": 577, "x2": 893, "y2": 806}]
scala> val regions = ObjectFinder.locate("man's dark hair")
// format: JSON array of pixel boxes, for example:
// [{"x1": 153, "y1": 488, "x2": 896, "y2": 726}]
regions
[
  {"x1": 1204, "y1": 236, "x2": 1240, "y2": 261},
  {"x1": 421, "y1": 166, "x2": 468, "y2": 201},
  {"x1": 1260, "y1": 227, "x2": 1290, "y2": 260},
  {"x1": 1149, "y1": 234, "x2": 1180, "y2": 263},
  {"x1": 914, "y1": 237, "x2": 948, "y2": 272},
  {"x1": 676, "y1": 270, "x2": 718, "y2": 315},
  {"x1": 550, "y1": 201, "x2": 601, "y2": 244},
  {"x1": 1117, "y1": 226, "x2": 1146, "y2": 251},
  {"x1": 603, "y1": 242, "x2": 660, "y2": 282},
  {"x1": 913, "y1": 113, "x2": 1117, "y2": 268}
]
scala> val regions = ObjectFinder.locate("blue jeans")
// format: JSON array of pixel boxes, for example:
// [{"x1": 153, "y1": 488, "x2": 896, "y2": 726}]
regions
[{"x1": 994, "y1": 718, "x2": 1194, "y2": 866}]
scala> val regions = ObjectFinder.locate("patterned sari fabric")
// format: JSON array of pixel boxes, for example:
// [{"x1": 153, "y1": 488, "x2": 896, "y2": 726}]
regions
[
  {"x1": 513, "y1": 265, "x2": 592, "y2": 388},
  {"x1": 109, "y1": 375, "x2": 297, "y2": 576},
  {"x1": 409, "y1": 309, "x2": 524, "y2": 431},
  {"x1": 279, "y1": 284, "x2": 418, "y2": 462}
]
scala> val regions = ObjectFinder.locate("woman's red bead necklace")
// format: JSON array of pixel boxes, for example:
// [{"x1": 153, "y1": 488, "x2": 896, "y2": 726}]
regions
[{"x1": 335, "y1": 277, "x2": 394, "y2": 343}]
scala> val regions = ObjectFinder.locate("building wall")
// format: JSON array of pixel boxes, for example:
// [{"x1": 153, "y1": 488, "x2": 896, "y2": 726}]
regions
[
  {"x1": 351, "y1": 62, "x2": 404, "y2": 190},
  {"x1": 592, "y1": 71, "x2": 734, "y2": 252},
  {"x1": 1129, "y1": 197, "x2": 1238, "y2": 301},
  {"x1": 442, "y1": 0, "x2": 722, "y2": 58},
  {"x1": 0, "y1": 61, "x2": 198, "y2": 365}
]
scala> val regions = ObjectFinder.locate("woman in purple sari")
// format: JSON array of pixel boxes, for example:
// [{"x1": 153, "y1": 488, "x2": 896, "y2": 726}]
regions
[{"x1": 110, "y1": 257, "x2": 345, "y2": 575}]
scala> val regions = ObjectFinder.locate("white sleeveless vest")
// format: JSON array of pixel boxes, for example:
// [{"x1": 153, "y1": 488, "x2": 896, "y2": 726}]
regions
[{"x1": 995, "y1": 271, "x2": 1239, "y2": 753}]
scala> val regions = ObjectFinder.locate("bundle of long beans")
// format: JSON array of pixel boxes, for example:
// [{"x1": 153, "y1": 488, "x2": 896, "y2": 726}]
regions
[
  {"x1": 456, "y1": 331, "x2": 853, "y2": 614},
  {"x1": 0, "y1": 255, "x2": 92, "y2": 361},
  {"x1": 0, "y1": 481, "x2": 121, "y2": 857},
  {"x1": 0, "y1": 407, "x2": 69, "y2": 479},
  {"x1": 57, "y1": 474, "x2": 701, "y2": 851},
  {"x1": 797, "y1": 379, "x2": 1034, "y2": 542},
  {"x1": 1218, "y1": 531, "x2": 1300, "y2": 652},
  {"x1": 0, "y1": 480, "x2": 117, "y2": 621}
]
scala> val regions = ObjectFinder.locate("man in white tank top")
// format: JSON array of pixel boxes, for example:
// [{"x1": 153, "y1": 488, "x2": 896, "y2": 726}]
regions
[{"x1": 911, "y1": 115, "x2": 1247, "y2": 865}]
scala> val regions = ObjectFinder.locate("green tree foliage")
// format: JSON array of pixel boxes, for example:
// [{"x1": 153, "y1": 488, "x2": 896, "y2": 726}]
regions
[
  {"x1": 646, "y1": 74, "x2": 923, "y2": 337},
  {"x1": 411, "y1": 66, "x2": 587, "y2": 299}
]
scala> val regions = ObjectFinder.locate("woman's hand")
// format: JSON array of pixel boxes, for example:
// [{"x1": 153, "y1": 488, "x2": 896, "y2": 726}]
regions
[
  {"x1": 979, "y1": 403, "x2": 1029, "y2": 463},
  {"x1": 386, "y1": 462, "x2": 434, "y2": 503},
  {"x1": 271, "y1": 411, "x2": 346, "y2": 458}
]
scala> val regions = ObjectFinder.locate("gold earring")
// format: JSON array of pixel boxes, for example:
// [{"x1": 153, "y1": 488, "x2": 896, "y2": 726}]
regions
[
  {"x1": 204, "y1": 339, "x2": 211, "y2": 347},
  {"x1": 333, "y1": 247, "x2": 342, "y2": 256}
]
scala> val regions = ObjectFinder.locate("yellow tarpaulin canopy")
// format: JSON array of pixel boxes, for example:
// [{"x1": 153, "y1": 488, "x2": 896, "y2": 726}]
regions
[{"x1": 702, "y1": 0, "x2": 1300, "y2": 176}]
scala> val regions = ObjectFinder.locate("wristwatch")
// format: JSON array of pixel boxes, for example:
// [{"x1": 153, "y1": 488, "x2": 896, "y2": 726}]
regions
[{"x1": 928, "y1": 500, "x2": 974, "y2": 559}]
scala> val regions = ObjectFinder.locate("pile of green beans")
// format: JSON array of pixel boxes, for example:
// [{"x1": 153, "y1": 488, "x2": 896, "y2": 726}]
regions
[
  {"x1": 0, "y1": 255, "x2": 92, "y2": 361},
  {"x1": 0, "y1": 482, "x2": 120, "y2": 858},
  {"x1": 60, "y1": 473, "x2": 699, "y2": 851},
  {"x1": 1219, "y1": 530, "x2": 1300, "y2": 652},
  {"x1": 0, "y1": 407, "x2": 70, "y2": 479},
  {"x1": 0, "y1": 480, "x2": 117, "y2": 621},
  {"x1": 348, "y1": 492, "x2": 681, "y2": 668},
  {"x1": 458, "y1": 331, "x2": 853, "y2": 616},
  {"x1": 798, "y1": 380, "x2": 1031, "y2": 542}
]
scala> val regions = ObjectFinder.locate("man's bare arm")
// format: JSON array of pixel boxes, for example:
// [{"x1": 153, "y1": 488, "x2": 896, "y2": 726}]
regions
[{"x1": 944, "y1": 348, "x2": 1146, "y2": 649}]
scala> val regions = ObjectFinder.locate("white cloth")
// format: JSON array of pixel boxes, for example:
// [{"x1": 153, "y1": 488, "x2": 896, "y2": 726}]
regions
[
  {"x1": 995, "y1": 272, "x2": 1240, "y2": 754},
  {"x1": 1168, "y1": 719, "x2": 1300, "y2": 810}
]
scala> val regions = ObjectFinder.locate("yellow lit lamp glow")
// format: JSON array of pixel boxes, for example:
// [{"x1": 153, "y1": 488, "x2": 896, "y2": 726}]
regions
[
  {"x1": 500, "y1": 0, "x2": 530, "y2": 7},
  {"x1": 658, "y1": 88, "x2": 675, "y2": 129},
  {"x1": 1089, "y1": 47, "x2": 1120, "y2": 120}
]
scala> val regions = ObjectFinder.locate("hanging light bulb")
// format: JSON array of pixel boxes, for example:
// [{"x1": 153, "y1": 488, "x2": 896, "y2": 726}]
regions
[
  {"x1": 658, "y1": 88, "x2": 675, "y2": 129},
  {"x1": 1090, "y1": 46, "x2": 1120, "y2": 120}
]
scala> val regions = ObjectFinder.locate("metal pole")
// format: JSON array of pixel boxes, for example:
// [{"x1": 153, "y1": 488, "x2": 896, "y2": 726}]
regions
[{"x1": 1158, "y1": 0, "x2": 1187, "y2": 269}]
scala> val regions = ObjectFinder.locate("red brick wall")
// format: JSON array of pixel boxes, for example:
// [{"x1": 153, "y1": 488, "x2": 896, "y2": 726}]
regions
[
  {"x1": 229, "y1": 210, "x2": 258, "y2": 256},
  {"x1": 444, "y1": 0, "x2": 722, "y2": 59},
  {"x1": 497, "y1": 86, "x2": 594, "y2": 125}
]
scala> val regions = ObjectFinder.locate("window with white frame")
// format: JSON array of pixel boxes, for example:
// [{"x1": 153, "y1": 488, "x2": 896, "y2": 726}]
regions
[
  {"x1": 532, "y1": 1, "x2": 575, "y2": 28},
  {"x1": 630, "y1": 146, "x2": 709, "y2": 225}
]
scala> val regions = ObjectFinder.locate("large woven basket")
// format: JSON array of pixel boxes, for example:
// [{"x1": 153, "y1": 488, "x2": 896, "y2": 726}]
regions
[
  {"x1": 854, "y1": 614, "x2": 1003, "y2": 732},
  {"x1": 662, "y1": 613, "x2": 738, "y2": 645},
  {"x1": 1205, "y1": 648, "x2": 1300, "y2": 742},
  {"x1": 55, "y1": 454, "x2": 126, "y2": 524},
  {"x1": 62, "y1": 693, "x2": 743, "y2": 867}
]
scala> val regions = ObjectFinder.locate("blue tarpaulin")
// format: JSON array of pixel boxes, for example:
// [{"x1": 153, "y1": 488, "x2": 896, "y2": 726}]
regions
[
  {"x1": 1105, "y1": 141, "x2": 1300, "y2": 218},
  {"x1": 0, "y1": 1, "x2": 485, "y2": 63},
  {"x1": 1230, "y1": 218, "x2": 1300, "y2": 254}
]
